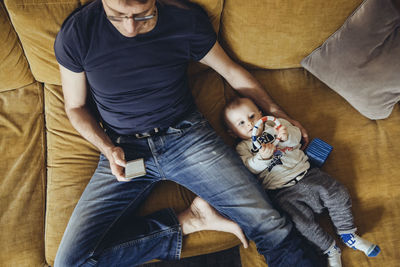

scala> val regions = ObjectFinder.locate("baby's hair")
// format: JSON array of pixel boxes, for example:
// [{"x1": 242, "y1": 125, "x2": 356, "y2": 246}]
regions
[
  {"x1": 222, "y1": 96, "x2": 250, "y2": 130},
  {"x1": 225, "y1": 96, "x2": 247, "y2": 111}
]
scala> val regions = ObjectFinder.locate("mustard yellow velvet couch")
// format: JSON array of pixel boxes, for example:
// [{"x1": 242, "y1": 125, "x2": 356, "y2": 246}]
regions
[{"x1": 1, "y1": 0, "x2": 399, "y2": 266}]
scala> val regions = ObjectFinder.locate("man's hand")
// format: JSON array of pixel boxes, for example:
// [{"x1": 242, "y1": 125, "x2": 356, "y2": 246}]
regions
[
  {"x1": 107, "y1": 146, "x2": 130, "y2": 182},
  {"x1": 287, "y1": 119, "x2": 309, "y2": 150}
]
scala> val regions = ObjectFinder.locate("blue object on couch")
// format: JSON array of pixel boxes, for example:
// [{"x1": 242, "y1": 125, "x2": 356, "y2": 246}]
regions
[{"x1": 305, "y1": 138, "x2": 333, "y2": 167}]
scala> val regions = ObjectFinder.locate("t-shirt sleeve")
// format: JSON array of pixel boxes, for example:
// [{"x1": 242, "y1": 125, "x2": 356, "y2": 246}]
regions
[
  {"x1": 189, "y1": 6, "x2": 217, "y2": 61},
  {"x1": 54, "y1": 16, "x2": 84, "y2": 73}
]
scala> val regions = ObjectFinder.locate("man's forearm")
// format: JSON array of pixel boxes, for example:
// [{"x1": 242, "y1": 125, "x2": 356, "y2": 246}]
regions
[
  {"x1": 236, "y1": 86, "x2": 289, "y2": 119},
  {"x1": 66, "y1": 106, "x2": 114, "y2": 158},
  {"x1": 226, "y1": 64, "x2": 291, "y2": 120}
]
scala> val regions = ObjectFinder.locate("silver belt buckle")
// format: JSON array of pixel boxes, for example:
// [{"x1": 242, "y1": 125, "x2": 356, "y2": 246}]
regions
[{"x1": 135, "y1": 128, "x2": 159, "y2": 139}]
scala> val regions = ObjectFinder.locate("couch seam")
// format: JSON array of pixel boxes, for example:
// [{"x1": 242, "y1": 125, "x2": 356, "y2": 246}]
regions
[
  {"x1": 218, "y1": 0, "x2": 225, "y2": 38},
  {"x1": 40, "y1": 81, "x2": 50, "y2": 267}
]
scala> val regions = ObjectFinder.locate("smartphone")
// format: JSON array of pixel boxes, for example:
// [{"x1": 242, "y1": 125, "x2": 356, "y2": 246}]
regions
[{"x1": 125, "y1": 158, "x2": 146, "y2": 179}]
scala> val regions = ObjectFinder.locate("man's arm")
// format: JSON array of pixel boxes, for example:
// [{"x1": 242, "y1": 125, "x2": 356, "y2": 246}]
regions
[
  {"x1": 199, "y1": 42, "x2": 309, "y2": 148},
  {"x1": 59, "y1": 64, "x2": 129, "y2": 181}
]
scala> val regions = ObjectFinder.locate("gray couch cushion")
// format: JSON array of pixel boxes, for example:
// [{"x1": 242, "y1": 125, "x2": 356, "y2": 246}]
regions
[{"x1": 301, "y1": 0, "x2": 400, "y2": 119}]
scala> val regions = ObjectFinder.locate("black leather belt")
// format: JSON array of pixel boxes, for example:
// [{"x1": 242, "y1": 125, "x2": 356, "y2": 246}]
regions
[{"x1": 104, "y1": 125, "x2": 164, "y2": 140}]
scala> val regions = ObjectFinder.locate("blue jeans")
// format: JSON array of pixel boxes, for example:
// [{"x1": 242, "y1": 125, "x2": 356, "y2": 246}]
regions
[{"x1": 54, "y1": 110, "x2": 321, "y2": 266}]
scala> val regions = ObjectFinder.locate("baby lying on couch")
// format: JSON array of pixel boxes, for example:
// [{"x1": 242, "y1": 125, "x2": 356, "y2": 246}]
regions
[{"x1": 223, "y1": 97, "x2": 380, "y2": 267}]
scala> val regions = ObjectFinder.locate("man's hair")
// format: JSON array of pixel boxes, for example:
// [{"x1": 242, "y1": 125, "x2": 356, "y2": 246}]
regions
[
  {"x1": 118, "y1": 0, "x2": 189, "y2": 9},
  {"x1": 120, "y1": 0, "x2": 149, "y2": 3}
]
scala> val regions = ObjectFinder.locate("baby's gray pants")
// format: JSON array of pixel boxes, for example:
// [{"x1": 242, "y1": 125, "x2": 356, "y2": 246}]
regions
[{"x1": 268, "y1": 167, "x2": 356, "y2": 252}]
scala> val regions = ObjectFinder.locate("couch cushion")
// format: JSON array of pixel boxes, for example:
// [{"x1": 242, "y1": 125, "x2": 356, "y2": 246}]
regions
[
  {"x1": 44, "y1": 76, "x2": 238, "y2": 265},
  {"x1": 44, "y1": 83, "x2": 101, "y2": 264},
  {"x1": 4, "y1": 0, "x2": 87, "y2": 84},
  {"x1": 301, "y1": 0, "x2": 400, "y2": 120},
  {"x1": 219, "y1": 0, "x2": 362, "y2": 69},
  {"x1": 0, "y1": 2, "x2": 34, "y2": 91},
  {"x1": 0, "y1": 83, "x2": 46, "y2": 266},
  {"x1": 227, "y1": 68, "x2": 400, "y2": 266},
  {"x1": 239, "y1": 241, "x2": 267, "y2": 267},
  {"x1": 4, "y1": 0, "x2": 223, "y2": 85}
]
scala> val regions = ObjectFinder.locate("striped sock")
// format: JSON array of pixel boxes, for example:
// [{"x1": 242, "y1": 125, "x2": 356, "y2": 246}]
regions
[{"x1": 340, "y1": 233, "x2": 381, "y2": 257}]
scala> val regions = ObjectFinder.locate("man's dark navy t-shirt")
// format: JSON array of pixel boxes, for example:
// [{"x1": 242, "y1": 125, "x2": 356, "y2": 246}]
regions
[{"x1": 54, "y1": 0, "x2": 216, "y2": 135}]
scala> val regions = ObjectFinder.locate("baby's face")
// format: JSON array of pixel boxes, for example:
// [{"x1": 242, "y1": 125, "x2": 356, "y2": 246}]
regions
[{"x1": 226, "y1": 99, "x2": 263, "y2": 140}]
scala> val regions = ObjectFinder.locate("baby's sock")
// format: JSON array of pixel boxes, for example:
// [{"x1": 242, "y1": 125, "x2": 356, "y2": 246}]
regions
[
  {"x1": 340, "y1": 233, "x2": 381, "y2": 257},
  {"x1": 324, "y1": 241, "x2": 342, "y2": 267}
]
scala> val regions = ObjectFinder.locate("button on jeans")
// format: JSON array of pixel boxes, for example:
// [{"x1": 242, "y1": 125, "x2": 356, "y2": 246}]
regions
[{"x1": 54, "y1": 110, "x2": 321, "y2": 267}]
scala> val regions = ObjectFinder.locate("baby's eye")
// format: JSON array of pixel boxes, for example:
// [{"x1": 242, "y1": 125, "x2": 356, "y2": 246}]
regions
[
  {"x1": 249, "y1": 114, "x2": 255, "y2": 119},
  {"x1": 238, "y1": 121, "x2": 245, "y2": 126}
]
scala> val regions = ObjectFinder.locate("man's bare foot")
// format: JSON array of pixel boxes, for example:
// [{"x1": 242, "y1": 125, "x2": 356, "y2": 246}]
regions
[{"x1": 177, "y1": 197, "x2": 249, "y2": 248}]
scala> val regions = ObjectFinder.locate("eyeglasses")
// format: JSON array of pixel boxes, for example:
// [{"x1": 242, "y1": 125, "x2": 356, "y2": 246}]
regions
[{"x1": 107, "y1": 9, "x2": 157, "y2": 22}]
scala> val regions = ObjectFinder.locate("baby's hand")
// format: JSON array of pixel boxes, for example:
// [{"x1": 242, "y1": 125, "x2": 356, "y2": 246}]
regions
[
  {"x1": 277, "y1": 126, "x2": 288, "y2": 142},
  {"x1": 259, "y1": 143, "x2": 275, "y2": 160}
]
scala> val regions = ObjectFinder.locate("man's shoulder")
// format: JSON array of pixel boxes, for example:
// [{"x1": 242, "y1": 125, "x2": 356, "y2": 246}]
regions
[
  {"x1": 55, "y1": 1, "x2": 101, "y2": 71},
  {"x1": 59, "y1": 0, "x2": 101, "y2": 33},
  {"x1": 161, "y1": 1, "x2": 206, "y2": 15},
  {"x1": 161, "y1": 1, "x2": 210, "y2": 27}
]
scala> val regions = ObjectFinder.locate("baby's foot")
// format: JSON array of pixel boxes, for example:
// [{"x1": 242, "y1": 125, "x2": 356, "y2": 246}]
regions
[
  {"x1": 324, "y1": 242, "x2": 342, "y2": 267},
  {"x1": 340, "y1": 233, "x2": 380, "y2": 257}
]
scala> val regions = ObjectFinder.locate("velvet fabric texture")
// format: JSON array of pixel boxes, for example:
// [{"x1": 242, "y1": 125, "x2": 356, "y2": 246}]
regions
[
  {"x1": 220, "y1": 0, "x2": 363, "y2": 69},
  {"x1": 0, "y1": 2, "x2": 45, "y2": 266},
  {"x1": 0, "y1": 83, "x2": 46, "y2": 266},
  {"x1": 301, "y1": 0, "x2": 400, "y2": 119},
  {"x1": 0, "y1": 3, "x2": 33, "y2": 90}
]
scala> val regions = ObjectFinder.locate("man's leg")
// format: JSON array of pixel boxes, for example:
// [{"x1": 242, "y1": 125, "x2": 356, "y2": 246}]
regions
[
  {"x1": 55, "y1": 145, "x2": 247, "y2": 266},
  {"x1": 178, "y1": 196, "x2": 248, "y2": 248},
  {"x1": 153, "y1": 110, "x2": 323, "y2": 266},
  {"x1": 54, "y1": 153, "x2": 180, "y2": 266}
]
